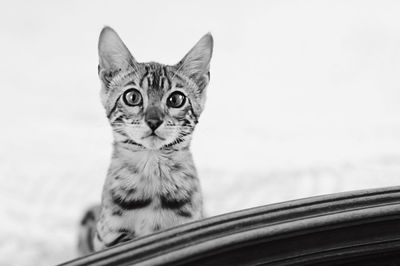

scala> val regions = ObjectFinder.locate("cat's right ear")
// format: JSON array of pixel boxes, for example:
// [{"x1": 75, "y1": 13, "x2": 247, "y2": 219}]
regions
[
  {"x1": 177, "y1": 33, "x2": 213, "y2": 86},
  {"x1": 98, "y1": 26, "x2": 137, "y2": 85}
]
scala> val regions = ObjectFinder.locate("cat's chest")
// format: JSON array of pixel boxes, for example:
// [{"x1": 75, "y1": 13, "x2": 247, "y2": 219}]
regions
[
  {"x1": 137, "y1": 151, "x2": 170, "y2": 178},
  {"x1": 110, "y1": 150, "x2": 189, "y2": 198},
  {"x1": 102, "y1": 150, "x2": 201, "y2": 237},
  {"x1": 134, "y1": 151, "x2": 174, "y2": 192}
]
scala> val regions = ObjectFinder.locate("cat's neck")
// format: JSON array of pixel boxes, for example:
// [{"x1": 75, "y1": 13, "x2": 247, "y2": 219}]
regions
[{"x1": 111, "y1": 142, "x2": 194, "y2": 173}]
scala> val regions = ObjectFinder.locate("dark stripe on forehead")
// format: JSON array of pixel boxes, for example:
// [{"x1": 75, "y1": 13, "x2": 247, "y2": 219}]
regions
[
  {"x1": 147, "y1": 75, "x2": 153, "y2": 88},
  {"x1": 150, "y1": 71, "x2": 158, "y2": 89},
  {"x1": 140, "y1": 66, "x2": 150, "y2": 88},
  {"x1": 161, "y1": 66, "x2": 166, "y2": 77},
  {"x1": 163, "y1": 66, "x2": 172, "y2": 90},
  {"x1": 158, "y1": 67, "x2": 166, "y2": 90},
  {"x1": 150, "y1": 66, "x2": 165, "y2": 90},
  {"x1": 139, "y1": 64, "x2": 174, "y2": 93}
]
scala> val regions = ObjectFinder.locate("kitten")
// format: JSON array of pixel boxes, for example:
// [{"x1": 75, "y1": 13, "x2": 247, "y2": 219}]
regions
[{"x1": 78, "y1": 26, "x2": 213, "y2": 255}]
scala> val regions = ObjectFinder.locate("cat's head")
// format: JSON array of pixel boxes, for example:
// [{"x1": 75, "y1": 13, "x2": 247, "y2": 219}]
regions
[{"x1": 98, "y1": 27, "x2": 213, "y2": 151}]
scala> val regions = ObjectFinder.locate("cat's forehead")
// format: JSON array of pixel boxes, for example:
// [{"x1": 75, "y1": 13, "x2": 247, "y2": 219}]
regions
[{"x1": 138, "y1": 63, "x2": 172, "y2": 96}]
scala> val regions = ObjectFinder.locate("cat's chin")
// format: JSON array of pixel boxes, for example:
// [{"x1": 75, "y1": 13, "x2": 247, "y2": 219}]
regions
[{"x1": 140, "y1": 136, "x2": 165, "y2": 150}]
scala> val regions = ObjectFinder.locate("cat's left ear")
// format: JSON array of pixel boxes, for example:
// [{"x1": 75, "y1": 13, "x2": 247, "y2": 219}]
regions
[
  {"x1": 98, "y1": 26, "x2": 137, "y2": 85},
  {"x1": 177, "y1": 33, "x2": 213, "y2": 90}
]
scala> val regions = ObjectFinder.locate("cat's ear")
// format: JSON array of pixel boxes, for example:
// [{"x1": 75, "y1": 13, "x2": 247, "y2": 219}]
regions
[
  {"x1": 177, "y1": 33, "x2": 213, "y2": 87},
  {"x1": 98, "y1": 26, "x2": 137, "y2": 84},
  {"x1": 175, "y1": 33, "x2": 213, "y2": 117}
]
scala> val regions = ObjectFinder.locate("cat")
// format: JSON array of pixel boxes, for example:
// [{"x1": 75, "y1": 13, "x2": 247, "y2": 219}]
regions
[{"x1": 77, "y1": 26, "x2": 213, "y2": 255}]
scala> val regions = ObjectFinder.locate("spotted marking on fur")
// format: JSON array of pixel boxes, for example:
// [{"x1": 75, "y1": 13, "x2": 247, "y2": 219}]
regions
[
  {"x1": 104, "y1": 233, "x2": 130, "y2": 247},
  {"x1": 78, "y1": 29, "x2": 213, "y2": 254},
  {"x1": 160, "y1": 194, "x2": 191, "y2": 209},
  {"x1": 176, "y1": 209, "x2": 193, "y2": 218},
  {"x1": 111, "y1": 190, "x2": 152, "y2": 210}
]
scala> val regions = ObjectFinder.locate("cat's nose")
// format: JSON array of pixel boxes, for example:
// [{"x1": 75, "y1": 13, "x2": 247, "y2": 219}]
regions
[
  {"x1": 145, "y1": 106, "x2": 164, "y2": 131},
  {"x1": 146, "y1": 118, "x2": 163, "y2": 131}
]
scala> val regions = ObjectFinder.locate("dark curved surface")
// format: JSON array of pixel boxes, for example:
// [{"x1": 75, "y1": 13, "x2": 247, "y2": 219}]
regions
[{"x1": 60, "y1": 186, "x2": 400, "y2": 266}]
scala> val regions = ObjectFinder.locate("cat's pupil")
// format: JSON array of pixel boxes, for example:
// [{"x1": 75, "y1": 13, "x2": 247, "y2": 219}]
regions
[{"x1": 167, "y1": 92, "x2": 186, "y2": 108}]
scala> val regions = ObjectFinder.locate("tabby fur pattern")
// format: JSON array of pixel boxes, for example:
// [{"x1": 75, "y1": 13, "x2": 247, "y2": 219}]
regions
[{"x1": 78, "y1": 26, "x2": 213, "y2": 255}]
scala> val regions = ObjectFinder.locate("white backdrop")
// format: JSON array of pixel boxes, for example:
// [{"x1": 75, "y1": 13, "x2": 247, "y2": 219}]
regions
[{"x1": 1, "y1": 1, "x2": 400, "y2": 265}]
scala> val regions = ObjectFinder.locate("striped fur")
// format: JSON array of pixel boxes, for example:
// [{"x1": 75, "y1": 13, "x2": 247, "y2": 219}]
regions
[{"x1": 78, "y1": 27, "x2": 213, "y2": 255}]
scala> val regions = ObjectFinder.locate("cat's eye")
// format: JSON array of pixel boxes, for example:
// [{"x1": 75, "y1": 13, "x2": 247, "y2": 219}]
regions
[
  {"x1": 123, "y1": 89, "x2": 142, "y2": 107},
  {"x1": 167, "y1": 91, "x2": 186, "y2": 108}
]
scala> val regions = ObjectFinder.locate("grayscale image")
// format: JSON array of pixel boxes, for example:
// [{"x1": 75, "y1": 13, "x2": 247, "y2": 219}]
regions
[{"x1": 1, "y1": 1, "x2": 400, "y2": 265}]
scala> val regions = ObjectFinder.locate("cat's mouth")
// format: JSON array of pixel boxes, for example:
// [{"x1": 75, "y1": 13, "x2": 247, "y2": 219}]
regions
[{"x1": 142, "y1": 132, "x2": 166, "y2": 141}]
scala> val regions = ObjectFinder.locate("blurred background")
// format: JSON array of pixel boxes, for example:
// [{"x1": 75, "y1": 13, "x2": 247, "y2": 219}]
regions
[{"x1": 1, "y1": 0, "x2": 400, "y2": 265}]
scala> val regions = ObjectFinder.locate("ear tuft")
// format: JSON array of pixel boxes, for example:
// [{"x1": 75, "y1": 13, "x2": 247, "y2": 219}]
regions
[{"x1": 98, "y1": 26, "x2": 136, "y2": 83}]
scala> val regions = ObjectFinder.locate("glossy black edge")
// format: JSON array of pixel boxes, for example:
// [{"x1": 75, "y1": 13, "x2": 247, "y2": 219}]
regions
[{"x1": 59, "y1": 186, "x2": 400, "y2": 266}]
